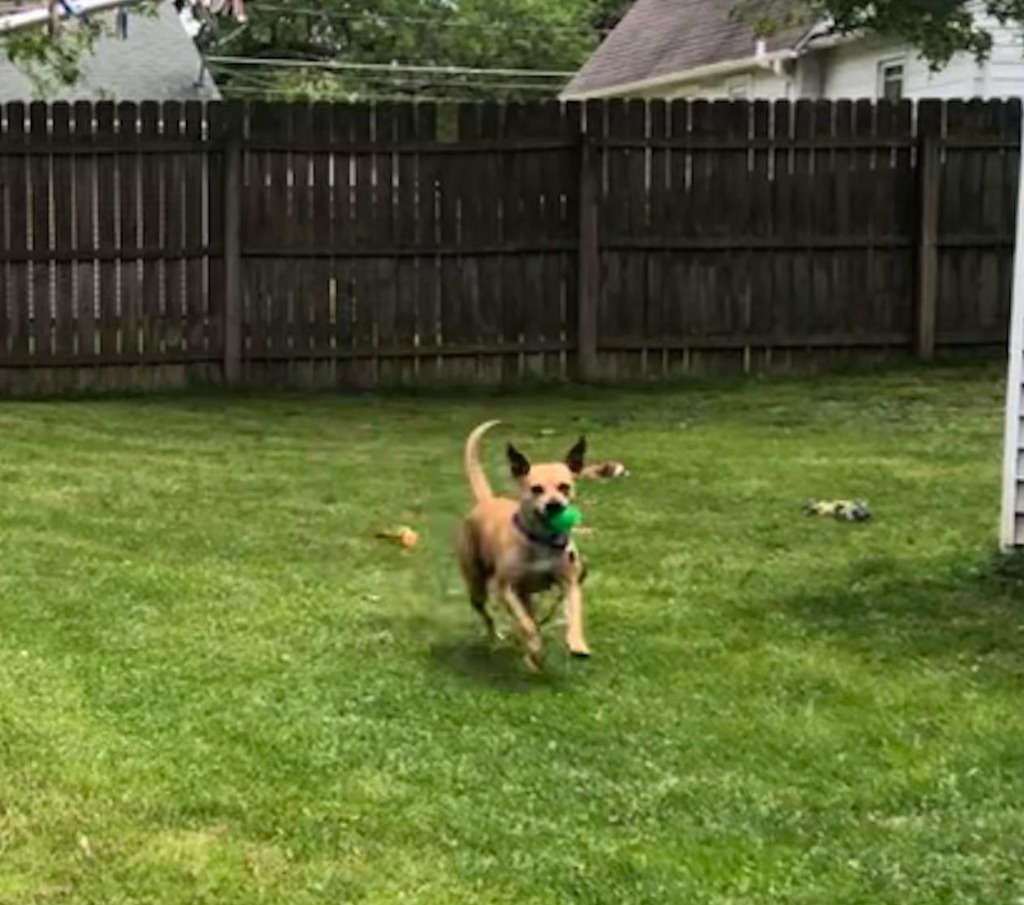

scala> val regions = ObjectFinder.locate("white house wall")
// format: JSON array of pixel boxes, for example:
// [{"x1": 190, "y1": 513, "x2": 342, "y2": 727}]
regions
[
  {"x1": 794, "y1": 54, "x2": 825, "y2": 98},
  {"x1": 628, "y1": 67, "x2": 791, "y2": 100},
  {"x1": 666, "y1": 67, "x2": 791, "y2": 99},
  {"x1": 984, "y1": 19, "x2": 1024, "y2": 98},
  {"x1": 624, "y1": 36, "x2": 990, "y2": 102},
  {"x1": 817, "y1": 34, "x2": 984, "y2": 99}
]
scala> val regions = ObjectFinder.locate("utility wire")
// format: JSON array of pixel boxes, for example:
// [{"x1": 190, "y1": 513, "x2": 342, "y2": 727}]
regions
[
  {"x1": 206, "y1": 55, "x2": 574, "y2": 78},
  {"x1": 214, "y1": 75, "x2": 564, "y2": 94},
  {"x1": 208, "y1": 66, "x2": 566, "y2": 94},
  {"x1": 244, "y1": 3, "x2": 603, "y2": 37},
  {"x1": 222, "y1": 86, "x2": 548, "y2": 102}
]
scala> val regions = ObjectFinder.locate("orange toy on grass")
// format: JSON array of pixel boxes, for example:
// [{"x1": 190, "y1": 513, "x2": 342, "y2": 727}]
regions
[{"x1": 375, "y1": 525, "x2": 420, "y2": 549}]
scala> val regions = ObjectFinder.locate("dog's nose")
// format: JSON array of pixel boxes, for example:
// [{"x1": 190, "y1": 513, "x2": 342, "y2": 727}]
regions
[{"x1": 544, "y1": 500, "x2": 565, "y2": 516}]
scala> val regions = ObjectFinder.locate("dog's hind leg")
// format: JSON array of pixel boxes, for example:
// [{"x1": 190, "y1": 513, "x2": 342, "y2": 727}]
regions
[
  {"x1": 465, "y1": 570, "x2": 497, "y2": 645},
  {"x1": 470, "y1": 589, "x2": 497, "y2": 645},
  {"x1": 457, "y1": 524, "x2": 497, "y2": 644},
  {"x1": 562, "y1": 580, "x2": 591, "y2": 658},
  {"x1": 463, "y1": 568, "x2": 496, "y2": 644},
  {"x1": 561, "y1": 551, "x2": 591, "y2": 658},
  {"x1": 500, "y1": 585, "x2": 543, "y2": 672}
]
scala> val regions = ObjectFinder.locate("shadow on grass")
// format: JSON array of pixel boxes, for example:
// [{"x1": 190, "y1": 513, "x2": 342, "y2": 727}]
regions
[
  {"x1": 427, "y1": 636, "x2": 576, "y2": 693},
  {"x1": 377, "y1": 588, "x2": 576, "y2": 693},
  {"x1": 776, "y1": 549, "x2": 1024, "y2": 683}
]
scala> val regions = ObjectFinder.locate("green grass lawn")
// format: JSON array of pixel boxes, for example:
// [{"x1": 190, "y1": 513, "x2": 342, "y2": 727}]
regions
[{"x1": 2, "y1": 363, "x2": 1024, "y2": 904}]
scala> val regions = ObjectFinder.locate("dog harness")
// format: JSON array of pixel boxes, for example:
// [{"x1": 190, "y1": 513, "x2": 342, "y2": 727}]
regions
[{"x1": 512, "y1": 512, "x2": 588, "y2": 588}]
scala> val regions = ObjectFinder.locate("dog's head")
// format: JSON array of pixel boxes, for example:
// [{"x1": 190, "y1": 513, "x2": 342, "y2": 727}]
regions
[{"x1": 506, "y1": 436, "x2": 586, "y2": 523}]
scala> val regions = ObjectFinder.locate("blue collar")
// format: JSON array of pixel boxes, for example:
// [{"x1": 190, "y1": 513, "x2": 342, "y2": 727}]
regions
[{"x1": 513, "y1": 512, "x2": 570, "y2": 551}]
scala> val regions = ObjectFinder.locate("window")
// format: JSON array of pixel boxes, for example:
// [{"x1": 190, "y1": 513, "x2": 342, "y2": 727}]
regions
[{"x1": 878, "y1": 59, "x2": 904, "y2": 101}]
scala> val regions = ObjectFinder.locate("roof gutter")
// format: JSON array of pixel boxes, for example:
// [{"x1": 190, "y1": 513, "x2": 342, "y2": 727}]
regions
[
  {"x1": 560, "y1": 46, "x2": 798, "y2": 101},
  {"x1": 0, "y1": 0, "x2": 145, "y2": 33}
]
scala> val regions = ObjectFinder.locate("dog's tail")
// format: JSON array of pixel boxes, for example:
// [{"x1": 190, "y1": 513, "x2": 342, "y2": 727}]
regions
[{"x1": 465, "y1": 420, "x2": 500, "y2": 503}]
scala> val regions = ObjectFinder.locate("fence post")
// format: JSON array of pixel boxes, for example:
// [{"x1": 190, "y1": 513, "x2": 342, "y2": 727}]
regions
[
  {"x1": 576, "y1": 109, "x2": 600, "y2": 382},
  {"x1": 222, "y1": 103, "x2": 243, "y2": 386},
  {"x1": 915, "y1": 123, "x2": 941, "y2": 361}
]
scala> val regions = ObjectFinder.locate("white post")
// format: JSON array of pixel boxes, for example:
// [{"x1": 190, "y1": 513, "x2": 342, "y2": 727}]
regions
[{"x1": 999, "y1": 102, "x2": 1024, "y2": 549}]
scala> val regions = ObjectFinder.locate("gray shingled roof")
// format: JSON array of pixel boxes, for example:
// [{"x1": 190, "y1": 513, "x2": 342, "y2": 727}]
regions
[
  {"x1": 0, "y1": 0, "x2": 218, "y2": 101},
  {"x1": 564, "y1": 0, "x2": 810, "y2": 97}
]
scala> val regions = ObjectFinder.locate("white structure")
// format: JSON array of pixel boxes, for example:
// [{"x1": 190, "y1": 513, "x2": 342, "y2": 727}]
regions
[
  {"x1": 562, "y1": 0, "x2": 1024, "y2": 101},
  {"x1": 1000, "y1": 114, "x2": 1024, "y2": 550}
]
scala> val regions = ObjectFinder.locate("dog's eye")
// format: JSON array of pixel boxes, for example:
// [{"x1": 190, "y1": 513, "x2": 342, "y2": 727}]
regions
[
  {"x1": 530, "y1": 484, "x2": 544, "y2": 496},
  {"x1": 557, "y1": 483, "x2": 571, "y2": 496}
]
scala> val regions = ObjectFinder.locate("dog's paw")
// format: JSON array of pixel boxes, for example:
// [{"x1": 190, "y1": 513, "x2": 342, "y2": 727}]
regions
[
  {"x1": 523, "y1": 633, "x2": 544, "y2": 672},
  {"x1": 569, "y1": 641, "x2": 592, "y2": 659}
]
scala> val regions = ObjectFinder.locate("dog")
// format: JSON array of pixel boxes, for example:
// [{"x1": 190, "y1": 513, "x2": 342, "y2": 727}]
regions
[{"x1": 455, "y1": 420, "x2": 591, "y2": 672}]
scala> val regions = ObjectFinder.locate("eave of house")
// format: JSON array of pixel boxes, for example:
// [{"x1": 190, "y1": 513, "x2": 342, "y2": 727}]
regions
[
  {"x1": 559, "y1": 15, "x2": 872, "y2": 102},
  {"x1": 560, "y1": 46, "x2": 799, "y2": 100}
]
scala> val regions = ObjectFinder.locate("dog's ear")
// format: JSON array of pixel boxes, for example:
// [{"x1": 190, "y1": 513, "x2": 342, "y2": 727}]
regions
[
  {"x1": 565, "y1": 436, "x2": 587, "y2": 475},
  {"x1": 506, "y1": 443, "x2": 531, "y2": 479}
]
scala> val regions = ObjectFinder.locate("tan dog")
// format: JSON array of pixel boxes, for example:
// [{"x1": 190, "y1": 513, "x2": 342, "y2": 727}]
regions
[{"x1": 455, "y1": 420, "x2": 590, "y2": 672}]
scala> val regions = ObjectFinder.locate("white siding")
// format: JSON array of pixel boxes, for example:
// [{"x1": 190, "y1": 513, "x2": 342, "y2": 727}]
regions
[
  {"x1": 794, "y1": 55, "x2": 825, "y2": 98},
  {"x1": 1004, "y1": 356, "x2": 1024, "y2": 547},
  {"x1": 658, "y1": 67, "x2": 791, "y2": 100},
  {"x1": 640, "y1": 36, "x2": 993, "y2": 102},
  {"x1": 1002, "y1": 124, "x2": 1024, "y2": 547},
  {"x1": 817, "y1": 35, "x2": 984, "y2": 99},
  {"x1": 984, "y1": 20, "x2": 1024, "y2": 98},
  {"x1": 625, "y1": 6, "x2": 1024, "y2": 103}
]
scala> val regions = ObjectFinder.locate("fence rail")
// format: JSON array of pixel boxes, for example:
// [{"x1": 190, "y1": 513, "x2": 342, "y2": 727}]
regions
[{"x1": 0, "y1": 97, "x2": 1019, "y2": 395}]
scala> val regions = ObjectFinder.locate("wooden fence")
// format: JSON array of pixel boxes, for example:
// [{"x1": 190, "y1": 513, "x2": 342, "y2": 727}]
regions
[{"x1": 0, "y1": 97, "x2": 1019, "y2": 395}]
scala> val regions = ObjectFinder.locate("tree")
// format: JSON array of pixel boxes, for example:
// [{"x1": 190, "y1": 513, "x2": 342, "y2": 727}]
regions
[
  {"x1": 1, "y1": 0, "x2": 614, "y2": 100},
  {"x1": 731, "y1": 0, "x2": 1024, "y2": 68},
  {"x1": 1, "y1": 1, "x2": 159, "y2": 96},
  {"x1": 13, "y1": 0, "x2": 1017, "y2": 99},
  {"x1": 207, "y1": 0, "x2": 608, "y2": 100}
]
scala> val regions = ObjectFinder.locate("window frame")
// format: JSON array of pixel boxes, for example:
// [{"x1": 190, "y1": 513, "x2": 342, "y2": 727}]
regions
[{"x1": 877, "y1": 57, "x2": 906, "y2": 101}]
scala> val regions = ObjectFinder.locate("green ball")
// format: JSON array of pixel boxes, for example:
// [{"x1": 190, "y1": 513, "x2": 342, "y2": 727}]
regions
[{"x1": 545, "y1": 505, "x2": 582, "y2": 534}]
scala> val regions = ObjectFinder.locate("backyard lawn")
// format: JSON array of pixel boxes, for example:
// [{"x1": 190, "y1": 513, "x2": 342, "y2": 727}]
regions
[{"x1": 2, "y1": 363, "x2": 1024, "y2": 904}]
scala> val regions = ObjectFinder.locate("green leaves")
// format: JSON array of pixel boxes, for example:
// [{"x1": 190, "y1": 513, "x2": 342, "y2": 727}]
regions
[
  {"x1": 732, "y1": 0, "x2": 1024, "y2": 68},
  {"x1": 1, "y1": 0, "x2": 160, "y2": 98},
  {"x1": 209, "y1": 0, "x2": 604, "y2": 100},
  {"x1": 3, "y1": 16, "x2": 105, "y2": 95}
]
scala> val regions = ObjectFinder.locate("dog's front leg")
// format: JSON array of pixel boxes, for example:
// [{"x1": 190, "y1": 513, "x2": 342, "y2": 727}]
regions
[
  {"x1": 501, "y1": 585, "x2": 543, "y2": 671},
  {"x1": 562, "y1": 565, "x2": 591, "y2": 658}
]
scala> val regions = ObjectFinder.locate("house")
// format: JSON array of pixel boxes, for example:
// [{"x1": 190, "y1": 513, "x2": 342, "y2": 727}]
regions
[
  {"x1": 561, "y1": 0, "x2": 1024, "y2": 101},
  {"x1": 0, "y1": 0, "x2": 219, "y2": 101}
]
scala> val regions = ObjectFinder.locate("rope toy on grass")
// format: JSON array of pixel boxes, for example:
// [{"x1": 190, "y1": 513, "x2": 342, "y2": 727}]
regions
[{"x1": 803, "y1": 499, "x2": 871, "y2": 522}]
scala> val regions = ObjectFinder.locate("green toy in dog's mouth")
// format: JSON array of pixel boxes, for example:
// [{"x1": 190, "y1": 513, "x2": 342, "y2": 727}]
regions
[{"x1": 544, "y1": 504, "x2": 583, "y2": 534}]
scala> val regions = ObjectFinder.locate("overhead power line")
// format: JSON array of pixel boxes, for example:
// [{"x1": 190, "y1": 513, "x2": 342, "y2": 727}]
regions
[
  {"x1": 207, "y1": 64, "x2": 568, "y2": 99},
  {"x1": 206, "y1": 55, "x2": 574, "y2": 79},
  {"x1": 223, "y1": 85, "x2": 536, "y2": 103},
  {"x1": 212, "y1": 68, "x2": 564, "y2": 91},
  {"x1": 244, "y1": 3, "x2": 601, "y2": 37}
]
